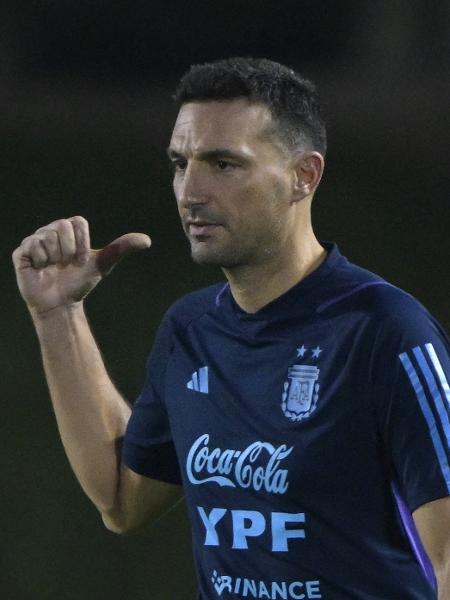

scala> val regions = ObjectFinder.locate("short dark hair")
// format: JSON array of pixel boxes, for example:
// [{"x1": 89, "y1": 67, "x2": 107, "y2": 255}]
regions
[{"x1": 174, "y1": 57, "x2": 327, "y2": 156}]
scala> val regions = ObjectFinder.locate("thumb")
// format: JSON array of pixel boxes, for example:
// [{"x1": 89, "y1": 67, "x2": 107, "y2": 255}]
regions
[{"x1": 95, "y1": 233, "x2": 151, "y2": 275}]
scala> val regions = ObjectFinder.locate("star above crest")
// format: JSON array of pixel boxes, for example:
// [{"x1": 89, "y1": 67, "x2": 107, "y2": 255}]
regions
[
  {"x1": 311, "y1": 346, "x2": 322, "y2": 358},
  {"x1": 296, "y1": 345, "x2": 323, "y2": 359}
]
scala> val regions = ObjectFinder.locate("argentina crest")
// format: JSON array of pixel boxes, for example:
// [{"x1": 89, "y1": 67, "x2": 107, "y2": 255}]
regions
[{"x1": 281, "y1": 346, "x2": 321, "y2": 421}]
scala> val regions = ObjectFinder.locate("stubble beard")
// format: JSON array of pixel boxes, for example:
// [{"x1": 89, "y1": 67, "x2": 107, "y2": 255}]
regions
[
  {"x1": 189, "y1": 238, "x2": 247, "y2": 268},
  {"x1": 189, "y1": 232, "x2": 280, "y2": 270}
]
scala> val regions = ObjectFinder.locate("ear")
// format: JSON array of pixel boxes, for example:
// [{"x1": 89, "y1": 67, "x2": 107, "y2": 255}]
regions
[{"x1": 291, "y1": 151, "x2": 325, "y2": 202}]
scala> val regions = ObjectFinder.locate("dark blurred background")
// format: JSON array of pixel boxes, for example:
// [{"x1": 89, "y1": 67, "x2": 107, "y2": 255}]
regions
[{"x1": 1, "y1": 2, "x2": 449, "y2": 599}]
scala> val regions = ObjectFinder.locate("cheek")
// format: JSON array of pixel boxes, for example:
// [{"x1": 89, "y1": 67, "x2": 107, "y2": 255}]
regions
[
  {"x1": 173, "y1": 178, "x2": 182, "y2": 202},
  {"x1": 238, "y1": 178, "x2": 285, "y2": 218}
]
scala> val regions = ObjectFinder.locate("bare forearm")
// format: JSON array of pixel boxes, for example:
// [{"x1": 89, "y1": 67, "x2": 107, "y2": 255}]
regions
[
  {"x1": 33, "y1": 302, "x2": 131, "y2": 513},
  {"x1": 437, "y1": 564, "x2": 450, "y2": 600}
]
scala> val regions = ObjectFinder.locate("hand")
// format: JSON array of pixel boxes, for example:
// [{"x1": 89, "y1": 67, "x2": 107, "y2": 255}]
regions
[{"x1": 12, "y1": 216, "x2": 151, "y2": 316}]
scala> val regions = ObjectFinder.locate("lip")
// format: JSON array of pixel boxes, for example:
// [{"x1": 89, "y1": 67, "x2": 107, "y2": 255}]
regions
[
  {"x1": 188, "y1": 223, "x2": 221, "y2": 236},
  {"x1": 186, "y1": 219, "x2": 222, "y2": 237}
]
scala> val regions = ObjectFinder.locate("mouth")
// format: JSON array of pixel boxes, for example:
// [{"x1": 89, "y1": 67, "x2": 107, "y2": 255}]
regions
[{"x1": 187, "y1": 220, "x2": 222, "y2": 237}]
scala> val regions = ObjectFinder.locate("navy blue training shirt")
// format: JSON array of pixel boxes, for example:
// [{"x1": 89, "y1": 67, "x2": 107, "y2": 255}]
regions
[{"x1": 122, "y1": 243, "x2": 450, "y2": 599}]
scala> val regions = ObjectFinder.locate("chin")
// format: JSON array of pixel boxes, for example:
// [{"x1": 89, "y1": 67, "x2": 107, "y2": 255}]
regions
[
  {"x1": 190, "y1": 244, "x2": 242, "y2": 268},
  {"x1": 191, "y1": 250, "x2": 224, "y2": 267}
]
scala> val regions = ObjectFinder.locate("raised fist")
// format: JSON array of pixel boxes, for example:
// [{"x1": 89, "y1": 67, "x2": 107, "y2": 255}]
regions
[{"x1": 12, "y1": 216, "x2": 151, "y2": 316}]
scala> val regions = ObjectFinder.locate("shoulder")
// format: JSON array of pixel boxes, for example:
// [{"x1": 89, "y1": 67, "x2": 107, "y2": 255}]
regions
[
  {"x1": 321, "y1": 258, "x2": 427, "y2": 320},
  {"x1": 362, "y1": 284, "x2": 445, "y2": 351},
  {"x1": 320, "y1": 258, "x2": 448, "y2": 347},
  {"x1": 163, "y1": 282, "x2": 227, "y2": 331}
]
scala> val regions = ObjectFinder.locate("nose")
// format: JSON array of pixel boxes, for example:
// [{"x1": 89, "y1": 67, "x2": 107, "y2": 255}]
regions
[{"x1": 176, "y1": 162, "x2": 209, "y2": 211}]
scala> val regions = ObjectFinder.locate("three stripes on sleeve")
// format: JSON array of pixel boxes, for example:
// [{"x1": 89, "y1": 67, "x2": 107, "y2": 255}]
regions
[{"x1": 399, "y1": 343, "x2": 450, "y2": 492}]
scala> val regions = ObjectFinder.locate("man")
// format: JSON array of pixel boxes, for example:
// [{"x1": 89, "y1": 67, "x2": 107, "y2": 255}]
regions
[{"x1": 13, "y1": 58, "x2": 450, "y2": 599}]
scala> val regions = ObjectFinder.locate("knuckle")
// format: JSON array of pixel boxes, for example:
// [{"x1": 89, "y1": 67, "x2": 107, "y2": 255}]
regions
[
  {"x1": 57, "y1": 219, "x2": 73, "y2": 232},
  {"x1": 48, "y1": 219, "x2": 71, "y2": 235},
  {"x1": 71, "y1": 215, "x2": 88, "y2": 226},
  {"x1": 38, "y1": 228, "x2": 58, "y2": 242},
  {"x1": 30, "y1": 237, "x2": 43, "y2": 250},
  {"x1": 46, "y1": 229, "x2": 59, "y2": 243}
]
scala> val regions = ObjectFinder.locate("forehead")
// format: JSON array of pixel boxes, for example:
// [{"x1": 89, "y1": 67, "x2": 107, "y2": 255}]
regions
[{"x1": 169, "y1": 99, "x2": 274, "y2": 154}]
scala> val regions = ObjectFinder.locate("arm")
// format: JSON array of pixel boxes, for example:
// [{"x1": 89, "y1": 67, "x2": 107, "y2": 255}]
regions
[
  {"x1": 13, "y1": 216, "x2": 182, "y2": 533},
  {"x1": 33, "y1": 302, "x2": 182, "y2": 532},
  {"x1": 413, "y1": 497, "x2": 450, "y2": 600},
  {"x1": 367, "y1": 294, "x2": 450, "y2": 595}
]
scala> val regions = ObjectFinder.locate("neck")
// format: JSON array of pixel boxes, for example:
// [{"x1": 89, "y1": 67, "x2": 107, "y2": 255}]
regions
[{"x1": 223, "y1": 232, "x2": 327, "y2": 314}]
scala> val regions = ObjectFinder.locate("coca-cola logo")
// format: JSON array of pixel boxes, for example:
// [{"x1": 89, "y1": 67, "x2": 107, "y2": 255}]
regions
[{"x1": 186, "y1": 434, "x2": 292, "y2": 494}]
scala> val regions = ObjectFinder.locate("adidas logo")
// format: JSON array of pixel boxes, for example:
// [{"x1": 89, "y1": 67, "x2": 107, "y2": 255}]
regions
[{"x1": 187, "y1": 366, "x2": 209, "y2": 394}]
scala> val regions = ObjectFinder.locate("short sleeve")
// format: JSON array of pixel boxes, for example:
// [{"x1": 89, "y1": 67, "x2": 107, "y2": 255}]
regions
[
  {"x1": 122, "y1": 315, "x2": 182, "y2": 485},
  {"x1": 372, "y1": 298, "x2": 450, "y2": 512}
]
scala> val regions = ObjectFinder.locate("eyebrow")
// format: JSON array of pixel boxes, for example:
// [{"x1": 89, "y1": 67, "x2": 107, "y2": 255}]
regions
[{"x1": 166, "y1": 147, "x2": 252, "y2": 163}]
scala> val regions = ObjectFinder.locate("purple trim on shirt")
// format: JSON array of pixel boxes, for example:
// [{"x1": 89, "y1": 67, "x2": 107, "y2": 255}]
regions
[
  {"x1": 215, "y1": 283, "x2": 229, "y2": 307},
  {"x1": 391, "y1": 482, "x2": 437, "y2": 590},
  {"x1": 317, "y1": 281, "x2": 394, "y2": 313}
]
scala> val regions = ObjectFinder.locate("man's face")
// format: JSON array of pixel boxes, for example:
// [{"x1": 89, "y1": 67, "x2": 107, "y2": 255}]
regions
[{"x1": 168, "y1": 99, "x2": 293, "y2": 268}]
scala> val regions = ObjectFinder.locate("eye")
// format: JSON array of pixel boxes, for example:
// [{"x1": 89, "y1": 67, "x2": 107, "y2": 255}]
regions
[
  {"x1": 170, "y1": 159, "x2": 187, "y2": 173},
  {"x1": 216, "y1": 159, "x2": 235, "y2": 171}
]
